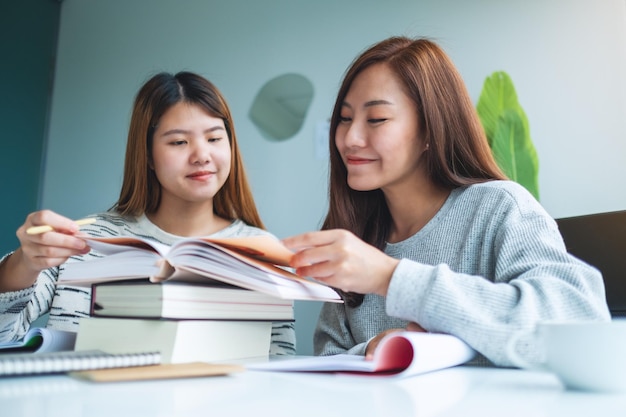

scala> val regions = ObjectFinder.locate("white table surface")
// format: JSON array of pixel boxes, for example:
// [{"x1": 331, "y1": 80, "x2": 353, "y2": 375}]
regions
[{"x1": 2, "y1": 362, "x2": 626, "y2": 417}]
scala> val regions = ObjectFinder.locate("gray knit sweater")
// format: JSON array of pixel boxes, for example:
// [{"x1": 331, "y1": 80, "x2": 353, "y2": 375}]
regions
[
  {"x1": 314, "y1": 181, "x2": 611, "y2": 366},
  {"x1": 0, "y1": 212, "x2": 296, "y2": 355}
]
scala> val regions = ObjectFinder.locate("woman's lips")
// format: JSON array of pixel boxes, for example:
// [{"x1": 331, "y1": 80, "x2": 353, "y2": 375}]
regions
[
  {"x1": 187, "y1": 170, "x2": 214, "y2": 180},
  {"x1": 346, "y1": 156, "x2": 374, "y2": 165}
]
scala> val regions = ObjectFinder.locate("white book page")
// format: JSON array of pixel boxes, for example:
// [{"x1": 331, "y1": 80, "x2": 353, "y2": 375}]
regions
[
  {"x1": 248, "y1": 332, "x2": 475, "y2": 377},
  {"x1": 85, "y1": 237, "x2": 169, "y2": 257}
]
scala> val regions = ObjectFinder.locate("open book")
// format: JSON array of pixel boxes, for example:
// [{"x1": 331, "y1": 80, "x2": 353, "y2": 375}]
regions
[
  {"x1": 60, "y1": 235, "x2": 341, "y2": 302},
  {"x1": 0, "y1": 328, "x2": 76, "y2": 353},
  {"x1": 247, "y1": 331, "x2": 476, "y2": 377}
]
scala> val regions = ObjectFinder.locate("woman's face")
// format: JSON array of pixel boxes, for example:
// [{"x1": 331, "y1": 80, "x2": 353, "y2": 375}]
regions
[
  {"x1": 335, "y1": 63, "x2": 428, "y2": 193},
  {"x1": 150, "y1": 102, "x2": 231, "y2": 209}
]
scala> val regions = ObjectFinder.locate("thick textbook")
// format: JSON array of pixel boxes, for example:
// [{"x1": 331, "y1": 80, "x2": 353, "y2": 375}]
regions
[
  {"x1": 75, "y1": 317, "x2": 272, "y2": 364},
  {"x1": 91, "y1": 280, "x2": 294, "y2": 321},
  {"x1": 0, "y1": 328, "x2": 76, "y2": 353},
  {"x1": 247, "y1": 331, "x2": 476, "y2": 377},
  {"x1": 0, "y1": 349, "x2": 160, "y2": 377},
  {"x1": 60, "y1": 235, "x2": 341, "y2": 302}
]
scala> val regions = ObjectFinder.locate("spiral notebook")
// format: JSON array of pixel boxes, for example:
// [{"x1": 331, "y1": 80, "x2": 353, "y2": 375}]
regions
[{"x1": 0, "y1": 349, "x2": 161, "y2": 377}]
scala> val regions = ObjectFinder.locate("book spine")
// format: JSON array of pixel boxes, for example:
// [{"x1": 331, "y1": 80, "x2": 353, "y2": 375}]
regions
[{"x1": 90, "y1": 283, "x2": 97, "y2": 316}]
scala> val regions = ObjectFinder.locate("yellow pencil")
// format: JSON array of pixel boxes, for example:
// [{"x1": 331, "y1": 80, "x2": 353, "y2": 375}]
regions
[{"x1": 26, "y1": 218, "x2": 97, "y2": 235}]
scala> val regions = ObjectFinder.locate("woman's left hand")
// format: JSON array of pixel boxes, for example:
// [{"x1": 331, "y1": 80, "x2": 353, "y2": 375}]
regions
[
  {"x1": 282, "y1": 229, "x2": 399, "y2": 296},
  {"x1": 364, "y1": 322, "x2": 427, "y2": 360},
  {"x1": 364, "y1": 328, "x2": 405, "y2": 360}
]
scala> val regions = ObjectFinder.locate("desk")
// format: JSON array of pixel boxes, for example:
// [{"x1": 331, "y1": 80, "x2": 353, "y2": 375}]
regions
[{"x1": 2, "y1": 365, "x2": 626, "y2": 417}]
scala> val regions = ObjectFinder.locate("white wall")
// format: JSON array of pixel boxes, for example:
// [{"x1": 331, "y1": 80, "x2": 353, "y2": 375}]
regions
[{"x1": 44, "y1": 0, "x2": 626, "y2": 354}]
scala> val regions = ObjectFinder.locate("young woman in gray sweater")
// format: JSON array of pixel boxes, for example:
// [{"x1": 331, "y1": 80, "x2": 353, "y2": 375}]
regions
[{"x1": 283, "y1": 37, "x2": 610, "y2": 366}]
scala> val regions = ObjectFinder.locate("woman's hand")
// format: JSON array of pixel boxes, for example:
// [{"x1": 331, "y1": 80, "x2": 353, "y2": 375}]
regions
[
  {"x1": 282, "y1": 229, "x2": 399, "y2": 296},
  {"x1": 17, "y1": 210, "x2": 90, "y2": 272},
  {"x1": 364, "y1": 328, "x2": 405, "y2": 360},
  {"x1": 0, "y1": 210, "x2": 90, "y2": 292},
  {"x1": 364, "y1": 322, "x2": 427, "y2": 360}
]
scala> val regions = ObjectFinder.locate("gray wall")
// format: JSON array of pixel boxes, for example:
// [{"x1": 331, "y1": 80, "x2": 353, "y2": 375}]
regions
[{"x1": 41, "y1": 0, "x2": 626, "y2": 354}]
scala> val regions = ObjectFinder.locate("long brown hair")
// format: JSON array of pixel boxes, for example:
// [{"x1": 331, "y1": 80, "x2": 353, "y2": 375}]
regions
[
  {"x1": 324, "y1": 37, "x2": 506, "y2": 306},
  {"x1": 112, "y1": 71, "x2": 264, "y2": 229}
]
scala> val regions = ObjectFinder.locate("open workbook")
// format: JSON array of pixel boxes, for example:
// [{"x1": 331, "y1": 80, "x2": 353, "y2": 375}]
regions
[
  {"x1": 247, "y1": 331, "x2": 476, "y2": 377},
  {"x1": 0, "y1": 328, "x2": 76, "y2": 353},
  {"x1": 60, "y1": 235, "x2": 341, "y2": 302}
]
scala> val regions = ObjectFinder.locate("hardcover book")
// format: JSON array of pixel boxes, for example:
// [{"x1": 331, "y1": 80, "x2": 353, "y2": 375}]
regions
[
  {"x1": 75, "y1": 317, "x2": 273, "y2": 364},
  {"x1": 90, "y1": 280, "x2": 294, "y2": 321}
]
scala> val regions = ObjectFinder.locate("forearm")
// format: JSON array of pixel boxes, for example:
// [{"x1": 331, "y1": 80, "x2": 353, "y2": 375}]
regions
[
  {"x1": 0, "y1": 249, "x2": 39, "y2": 293},
  {"x1": 386, "y1": 258, "x2": 610, "y2": 366},
  {"x1": 0, "y1": 250, "x2": 40, "y2": 293}
]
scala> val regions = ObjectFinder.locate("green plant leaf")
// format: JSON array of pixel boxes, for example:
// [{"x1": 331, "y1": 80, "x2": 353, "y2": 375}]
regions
[
  {"x1": 476, "y1": 71, "x2": 540, "y2": 200},
  {"x1": 477, "y1": 72, "x2": 524, "y2": 146},
  {"x1": 491, "y1": 110, "x2": 540, "y2": 199}
]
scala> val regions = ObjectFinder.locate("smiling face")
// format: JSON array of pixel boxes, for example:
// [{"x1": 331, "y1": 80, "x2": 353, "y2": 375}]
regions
[
  {"x1": 150, "y1": 102, "x2": 231, "y2": 211},
  {"x1": 335, "y1": 63, "x2": 428, "y2": 193}
]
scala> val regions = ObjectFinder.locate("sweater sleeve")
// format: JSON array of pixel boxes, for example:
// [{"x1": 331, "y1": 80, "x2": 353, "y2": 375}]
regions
[
  {"x1": 269, "y1": 321, "x2": 296, "y2": 355},
  {"x1": 385, "y1": 197, "x2": 611, "y2": 367},
  {"x1": 0, "y1": 252, "x2": 58, "y2": 343}
]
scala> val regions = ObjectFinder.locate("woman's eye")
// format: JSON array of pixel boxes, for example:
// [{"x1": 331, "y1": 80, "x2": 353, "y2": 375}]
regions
[
  {"x1": 207, "y1": 137, "x2": 222, "y2": 143},
  {"x1": 368, "y1": 118, "x2": 387, "y2": 124},
  {"x1": 339, "y1": 116, "x2": 352, "y2": 123},
  {"x1": 171, "y1": 139, "x2": 187, "y2": 146}
]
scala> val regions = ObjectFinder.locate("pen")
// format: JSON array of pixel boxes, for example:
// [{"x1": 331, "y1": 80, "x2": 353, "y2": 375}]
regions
[{"x1": 26, "y1": 218, "x2": 97, "y2": 235}]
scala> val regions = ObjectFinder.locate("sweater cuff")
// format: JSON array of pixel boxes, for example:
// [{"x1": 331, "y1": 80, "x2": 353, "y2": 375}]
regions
[{"x1": 386, "y1": 258, "x2": 434, "y2": 322}]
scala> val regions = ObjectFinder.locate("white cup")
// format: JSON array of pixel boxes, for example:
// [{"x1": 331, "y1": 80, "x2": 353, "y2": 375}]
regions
[{"x1": 506, "y1": 320, "x2": 626, "y2": 392}]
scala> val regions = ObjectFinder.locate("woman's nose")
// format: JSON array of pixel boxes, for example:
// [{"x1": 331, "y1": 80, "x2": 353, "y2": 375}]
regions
[
  {"x1": 341, "y1": 121, "x2": 365, "y2": 148},
  {"x1": 190, "y1": 141, "x2": 211, "y2": 165}
]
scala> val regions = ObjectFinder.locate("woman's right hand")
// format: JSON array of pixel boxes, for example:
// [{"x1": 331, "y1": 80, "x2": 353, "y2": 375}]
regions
[
  {"x1": 16, "y1": 210, "x2": 91, "y2": 272},
  {"x1": 283, "y1": 229, "x2": 400, "y2": 296},
  {"x1": 0, "y1": 210, "x2": 91, "y2": 292}
]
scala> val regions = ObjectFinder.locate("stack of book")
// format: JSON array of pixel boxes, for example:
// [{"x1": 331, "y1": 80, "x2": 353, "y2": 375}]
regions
[{"x1": 70, "y1": 235, "x2": 342, "y2": 364}]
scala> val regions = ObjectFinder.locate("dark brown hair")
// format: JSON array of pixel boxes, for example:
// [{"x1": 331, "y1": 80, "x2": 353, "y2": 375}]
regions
[
  {"x1": 112, "y1": 71, "x2": 264, "y2": 228},
  {"x1": 324, "y1": 37, "x2": 506, "y2": 306}
]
